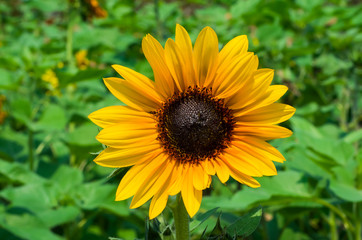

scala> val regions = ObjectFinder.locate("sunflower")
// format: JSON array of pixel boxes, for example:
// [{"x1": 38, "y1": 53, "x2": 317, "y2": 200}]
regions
[{"x1": 89, "y1": 24, "x2": 295, "y2": 219}]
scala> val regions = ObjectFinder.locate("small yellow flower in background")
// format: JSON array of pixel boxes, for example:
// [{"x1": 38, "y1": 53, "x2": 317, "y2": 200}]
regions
[
  {"x1": 0, "y1": 95, "x2": 7, "y2": 124},
  {"x1": 41, "y1": 69, "x2": 59, "y2": 89},
  {"x1": 75, "y1": 50, "x2": 90, "y2": 70},
  {"x1": 89, "y1": 24, "x2": 295, "y2": 219},
  {"x1": 85, "y1": 0, "x2": 107, "y2": 18},
  {"x1": 57, "y1": 61, "x2": 64, "y2": 69}
]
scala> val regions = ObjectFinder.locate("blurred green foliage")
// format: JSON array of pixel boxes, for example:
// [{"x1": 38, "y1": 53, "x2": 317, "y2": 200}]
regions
[{"x1": 0, "y1": 0, "x2": 361, "y2": 239}]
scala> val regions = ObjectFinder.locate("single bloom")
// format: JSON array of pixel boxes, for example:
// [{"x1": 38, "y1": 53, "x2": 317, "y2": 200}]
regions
[{"x1": 89, "y1": 24, "x2": 295, "y2": 219}]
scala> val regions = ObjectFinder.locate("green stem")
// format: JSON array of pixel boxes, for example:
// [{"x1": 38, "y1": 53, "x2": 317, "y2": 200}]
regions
[
  {"x1": 28, "y1": 130, "x2": 34, "y2": 171},
  {"x1": 66, "y1": 3, "x2": 75, "y2": 69},
  {"x1": 329, "y1": 211, "x2": 338, "y2": 240},
  {"x1": 355, "y1": 203, "x2": 361, "y2": 240},
  {"x1": 172, "y1": 194, "x2": 190, "y2": 240}
]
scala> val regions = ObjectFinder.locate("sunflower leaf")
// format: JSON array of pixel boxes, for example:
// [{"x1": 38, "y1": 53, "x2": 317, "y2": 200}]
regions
[
  {"x1": 225, "y1": 206, "x2": 262, "y2": 237},
  {"x1": 190, "y1": 207, "x2": 219, "y2": 232},
  {"x1": 208, "y1": 214, "x2": 226, "y2": 239}
]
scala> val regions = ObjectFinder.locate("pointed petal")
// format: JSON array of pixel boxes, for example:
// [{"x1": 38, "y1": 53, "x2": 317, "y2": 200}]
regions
[
  {"x1": 235, "y1": 103, "x2": 296, "y2": 125},
  {"x1": 149, "y1": 190, "x2": 169, "y2": 219},
  {"x1": 169, "y1": 163, "x2": 186, "y2": 196},
  {"x1": 232, "y1": 85, "x2": 288, "y2": 116},
  {"x1": 235, "y1": 136, "x2": 286, "y2": 163},
  {"x1": 164, "y1": 39, "x2": 188, "y2": 91},
  {"x1": 219, "y1": 151, "x2": 263, "y2": 177},
  {"x1": 96, "y1": 121, "x2": 157, "y2": 148},
  {"x1": 214, "y1": 53, "x2": 258, "y2": 99},
  {"x1": 104, "y1": 77, "x2": 160, "y2": 112},
  {"x1": 240, "y1": 85, "x2": 289, "y2": 115},
  {"x1": 94, "y1": 144, "x2": 161, "y2": 168},
  {"x1": 227, "y1": 142, "x2": 277, "y2": 176},
  {"x1": 88, "y1": 106, "x2": 153, "y2": 128},
  {"x1": 193, "y1": 26, "x2": 219, "y2": 87},
  {"x1": 115, "y1": 153, "x2": 166, "y2": 201},
  {"x1": 223, "y1": 160, "x2": 261, "y2": 188},
  {"x1": 130, "y1": 157, "x2": 175, "y2": 209},
  {"x1": 219, "y1": 35, "x2": 248, "y2": 66},
  {"x1": 181, "y1": 171, "x2": 203, "y2": 218},
  {"x1": 175, "y1": 24, "x2": 196, "y2": 87},
  {"x1": 202, "y1": 159, "x2": 216, "y2": 175},
  {"x1": 233, "y1": 124, "x2": 293, "y2": 140},
  {"x1": 112, "y1": 65, "x2": 162, "y2": 101},
  {"x1": 193, "y1": 164, "x2": 206, "y2": 190},
  {"x1": 213, "y1": 159, "x2": 230, "y2": 183},
  {"x1": 226, "y1": 69, "x2": 274, "y2": 109},
  {"x1": 142, "y1": 34, "x2": 175, "y2": 99}
]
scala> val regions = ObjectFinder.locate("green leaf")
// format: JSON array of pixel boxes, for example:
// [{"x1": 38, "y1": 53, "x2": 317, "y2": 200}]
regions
[
  {"x1": 75, "y1": 181, "x2": 129, "y2": 216},
  {"x1": 0, "y1": 160, "x2": 44, "y2": 184},
  {"x1": 51, "y1": 165, "x2": 84, "y2": 194},
  {"x1": 162, "y1": 226, "x2": 175, "y2": 240},
  {"x1": 208, "y1": 215, "x2": 225, "y2": 238},
  {"x1": 1, "y1": 213, "x2": 63, "y2": 240},
  {"x1": 329, "y1": 181, "x2": 362, "y2": 202},
  {"x1": 35, "y1": 104, "x2": 67, "y2": 132},
  {"x1": 10, "y1": 99, "x2": 33, "y2": 129},
  {"x1": 344, "y1": 129, "x2": 362, "y2": 144},
  {"x1": 259, "y1": 171, "x2": 311, "y2": 197},
  {"x1": 0, "y1": 68, "x2": 16, "y2": 90},
  {"x1": 0, "y1": 183, "x2": 56, "y2": 212},
  {"x1": 66, "y1": 123, "x2": 100, "y2": 147},
  {"x1": 280, "y1": 228, "x2": 312, "y2": 240},
  {"x1": 37, "y1": 206, "x2": 81, "y2": 228},
  {"x1": 145, "y1": 217, "x2": 162, "y2": 240},
  {"x1": 191, "y1": 207, "x2": 219, "y2": 232},
  {"x1": 226, "y1": 206, "x2": 262, "y2": 237}
]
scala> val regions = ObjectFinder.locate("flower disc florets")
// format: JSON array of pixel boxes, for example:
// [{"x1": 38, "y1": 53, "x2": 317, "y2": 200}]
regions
[{"x1": 154, "y1": 86, "x2": 235, "y2": 163}]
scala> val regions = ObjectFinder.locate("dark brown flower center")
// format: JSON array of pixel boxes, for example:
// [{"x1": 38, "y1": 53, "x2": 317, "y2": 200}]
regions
[{"x1": 154, "y1": 86, "x2": 234, "y2": 163}]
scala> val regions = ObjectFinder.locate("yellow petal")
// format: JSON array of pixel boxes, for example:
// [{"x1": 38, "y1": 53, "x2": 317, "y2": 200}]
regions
[
  {"x1": 94, "y1": 144, "x2": 161, "y2": 168},
  {"x1": 149, "y1": 190, "x2": 169, "y2": 219},
  {"x1": 214, "y1": 53, "x2": 258, "y2": 99},
  {"x1": 223, "y1": 160, "x2": 261, "y2": 188},
  {"x1": 218, "y1": 35, "x2": 248, "y2": 66},
  {"x1": 233, "y1": 85, "x2": 288, "y2": 116},
  {"x1": 96, "y1": 121, "x2": 157, "y2": 148},
  {"x1": 142, "y1": 34, "x2": 175, "y2": 99},
  {"x1": 130, "y1": 158, "x2": 175, "y2": 209},
  {"x1": 104, "y1": 77, "x2": 160, "y2": 112},
  {"x1": 229, "y1": 142, "x2": 277, "y2": 176},
  {"x1": 112, "y1": 64, "x2": 162, "y2": 101},
  {"x1": 193, "y1": 164, "x2": 206, "y2": 190},
  {"x1": 181, "y1": 166, "x2": 203, "y2": 217},
  {"x1": 88, "y1": 106, "x2": 153, "y2": 129},
  {"x1": 235, "y1": 136, "x2": 286, "y2": 163},
  {"x1": 175, "y1": 24, "x2": 196, "y2": 87},
  {"x1": 202, "y1": 159, "x2": 216, "y2": 175},
  {"x1": 164, "y1": 39, "x2": 188, "y2": 91},
  {"x1": 115, "y1": 153, "x2": 166, "y2": 201},
  {"x1": 169, "y1": 163, "x2": 186, "y2": 196},
  {"x1": 193, "y1": 26, "x2": 219, "y2": 87},
  {"x1": 236, "y1": 103, "x2": 296, "y2": 125},
  {"x1": 213, "y1": 159, "x2": 230, "y2": 183},
  {"x1": 226, "y1": 69, "x2": 274, "y2": 109},
  {"x1": 233, "y1": 124, "x2": 293, "y2": 140},
  {"x1": 220, "y1": 151, "x2": 263, "y2": 177}
]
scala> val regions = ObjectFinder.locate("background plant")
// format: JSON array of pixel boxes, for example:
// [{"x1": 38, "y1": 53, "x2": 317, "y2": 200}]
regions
[{"x1": 0, "y1": 0, "x2": 361, "y2": 239}]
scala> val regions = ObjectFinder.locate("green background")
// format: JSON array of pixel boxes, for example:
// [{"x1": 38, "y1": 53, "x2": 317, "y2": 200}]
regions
[{"x1": 0, "y1": 0, "x2": 361, "y2": 239}]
